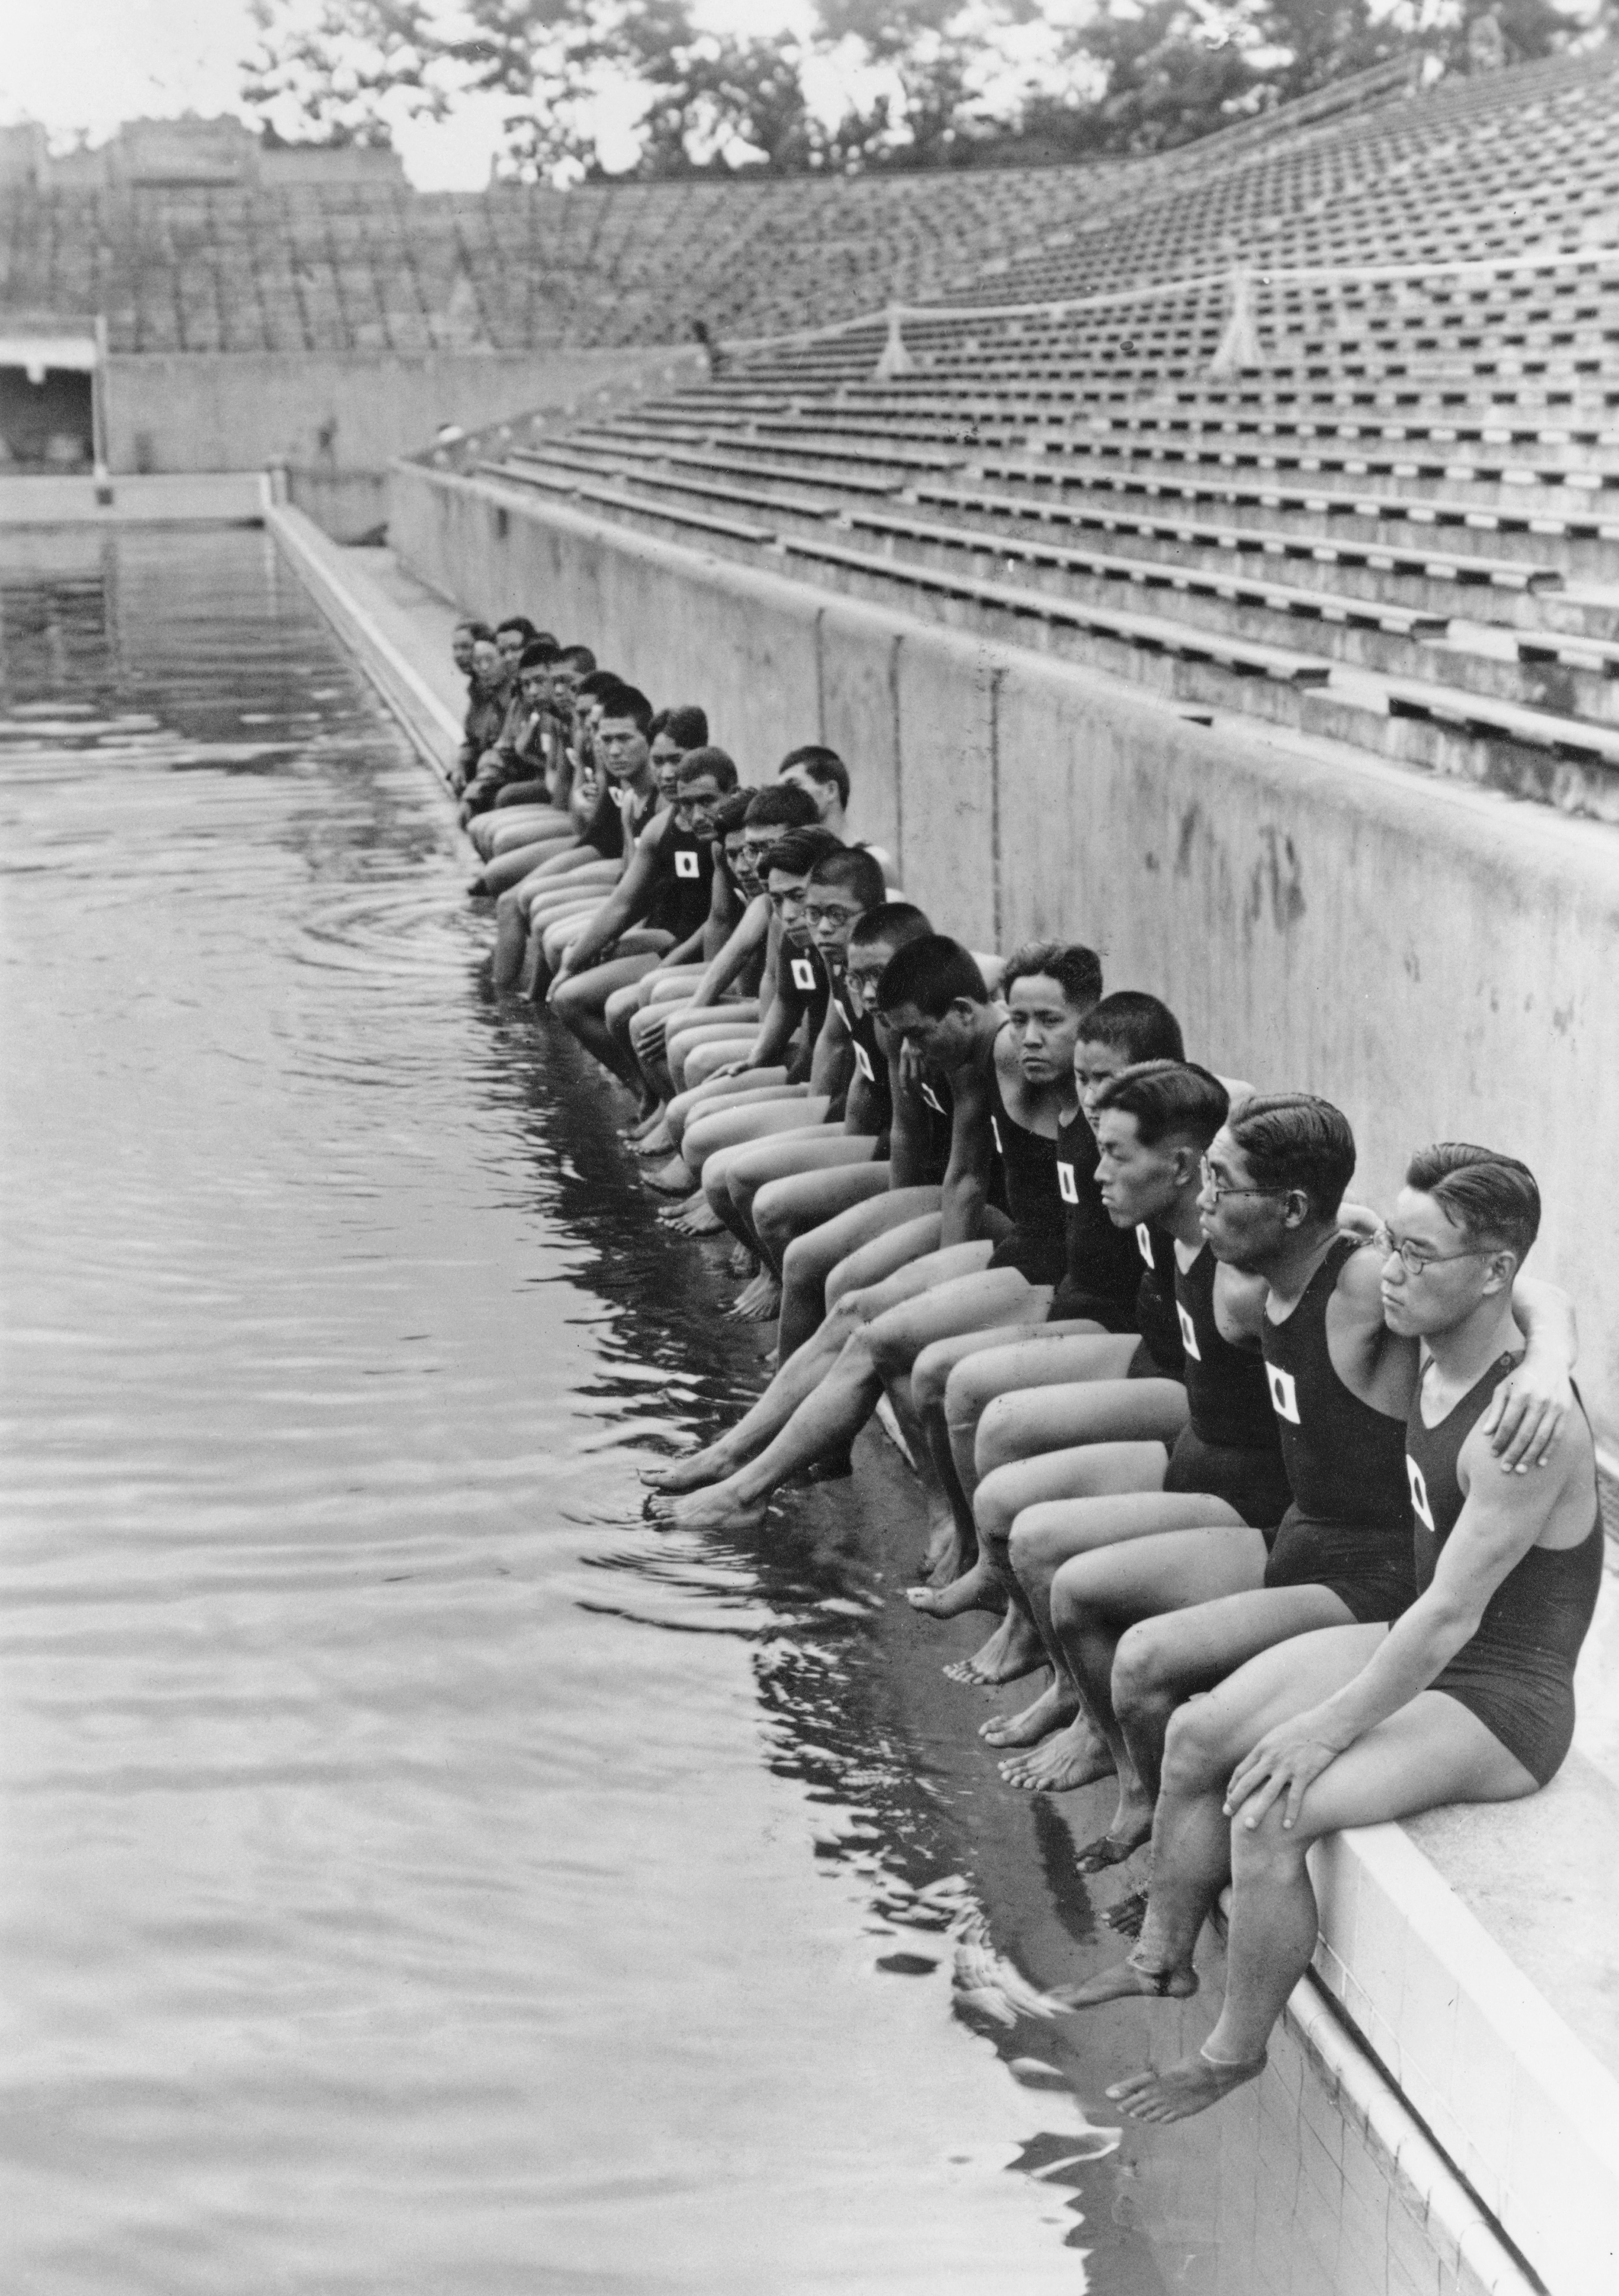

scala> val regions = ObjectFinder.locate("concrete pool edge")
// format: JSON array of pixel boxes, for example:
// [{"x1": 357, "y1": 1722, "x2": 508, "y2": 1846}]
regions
[{"x1": 267, "y1": 504, "x2": 1611, "y2": 2296}]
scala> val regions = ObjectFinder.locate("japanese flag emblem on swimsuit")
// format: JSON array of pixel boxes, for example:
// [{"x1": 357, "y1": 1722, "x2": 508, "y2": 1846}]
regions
[
  {"x1": 1056, "y1": 1161, "x2": 1078, "y2": 1204},
  {"x1": 790, "y1": 957, "x2": 816, "y2": 991},
  {"x1": 1267, "y1": 1363, "x2": 1301, "y2": 1424},
  {"x1": 1406, "y1": 1455, "x2": 1435, "y2": 1532},
  {"x1": 674, "y1": 849, "x2": 699, "y2": 878}
]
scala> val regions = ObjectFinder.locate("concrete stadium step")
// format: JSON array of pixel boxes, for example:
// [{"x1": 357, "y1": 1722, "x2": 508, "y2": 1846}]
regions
[
  {"x1": 777, "y1": 529, "x2": 1336, "y2": 689},
  {"x1": 476, "y1": 457, "x2": 776, "y2": 546}
]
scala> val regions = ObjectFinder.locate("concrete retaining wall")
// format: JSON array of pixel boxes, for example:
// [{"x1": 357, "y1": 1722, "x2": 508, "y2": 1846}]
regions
[
  {"x1": 389, "y1": 459, "x2": 1619, "y2": 1443},
  {"x1": 100, "y1": 350, "x2": 692, "y2": 538}
]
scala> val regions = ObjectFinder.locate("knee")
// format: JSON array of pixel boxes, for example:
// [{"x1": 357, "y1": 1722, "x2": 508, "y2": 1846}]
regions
[
  {"x1": 973, "y1": 1468, "x2": 1019, "y2": 1551},
  {"x1": 1112, "y1": 1620, "x2": 1181, "y2": 1726},
  {"x1": 975, "y1": 1394, "x2": 1023, "y2": 1476},
  {"x1": 1158, "y1": 1696, "x2": 1229, "y2": 1801},
  {"x1": 755, "y1": 1186, "x2": 793, "y2": 1253},
  {"x1": 1228, "y1": 1802, "x2": 1295, "y2": 1883},
  {"x1": 910, "y1": 1342, "x2": 952, "y2": 1412},
  {"x1": 943, "y1": 1359, "x2": 987, "y2": 1434}
]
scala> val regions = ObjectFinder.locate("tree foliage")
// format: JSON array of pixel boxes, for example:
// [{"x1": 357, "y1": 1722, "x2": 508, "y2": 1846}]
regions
[{"x1": 240, "y1": 0, "x2": 1609, "y2": 180}]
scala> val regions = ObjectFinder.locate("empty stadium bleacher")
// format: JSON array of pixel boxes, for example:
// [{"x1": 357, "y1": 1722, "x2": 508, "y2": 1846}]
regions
[{"x1": 446, "y1": 46, "x2": 1619, "y2": 820}]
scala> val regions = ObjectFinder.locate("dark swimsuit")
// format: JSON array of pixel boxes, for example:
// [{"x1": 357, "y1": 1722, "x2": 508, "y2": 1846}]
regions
[
  {"x1": 1406, "y1": 1353, "x2": 1604, "y2": 1786},
  {"x1": 1163, "y1": 1245, "x2": 1293, "y2": 1531},
  {"x1": 985, "y1": 1058, "x2": 1069, "y2": 1285},
  {"x1": 777, "y1": 941, "x2": 831, "y2": 1085},
  {"x1": 1129, "y1": 1220, "x2": 1185, "y2": 1379},
  {"x1": 1047, "y1": 1107, "x2": 1142, "y2": 1331},
  {"x1": 647, "y1": 821, "x2": 715, "y2": 942},
  {"x1": 1261, "y1": 1235, "x2": 1417, "y2": 1624}
]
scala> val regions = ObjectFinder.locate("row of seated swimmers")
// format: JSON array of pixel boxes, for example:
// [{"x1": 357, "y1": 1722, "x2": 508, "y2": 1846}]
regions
[{"x1": 450, "y1": 609, "x2": 1604, "y2": 2129}]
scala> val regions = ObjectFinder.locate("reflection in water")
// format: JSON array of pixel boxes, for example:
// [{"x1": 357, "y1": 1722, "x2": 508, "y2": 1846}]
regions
[{"x1": 0, "y1": 532, "x2": 1391, "y2": 2296}]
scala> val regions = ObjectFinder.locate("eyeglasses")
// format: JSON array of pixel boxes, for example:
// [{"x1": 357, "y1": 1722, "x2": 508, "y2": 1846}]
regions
[
  {"x1": 1198, "y1": 1155, "x2": 1293, "y2": 1205},
  {"x1": 801, "y1": 902, "x2": 865, "y2": 929},
  {"x1": 1384, "y1": 1237, "x2": 1487, "y2": 1277}
]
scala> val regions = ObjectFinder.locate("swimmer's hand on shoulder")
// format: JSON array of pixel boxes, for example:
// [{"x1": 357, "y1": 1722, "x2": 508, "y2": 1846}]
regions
[
  {"x1": 1482, "y1": 1360, "x2": 1570, "y2": 1474},
  {"x1": 1335, "y1": 1201, "x2": 1384, "y2": 1245}
]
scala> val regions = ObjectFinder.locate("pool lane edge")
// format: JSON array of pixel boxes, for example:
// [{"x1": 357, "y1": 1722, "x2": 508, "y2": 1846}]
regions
[{"x1": 266, "y1": 503, "x2": 461, "y2": 790}]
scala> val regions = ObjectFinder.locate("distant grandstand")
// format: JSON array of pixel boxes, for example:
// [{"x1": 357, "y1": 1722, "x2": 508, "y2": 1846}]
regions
[
  {"x1": 0, "y1": 58, "x2": 1464, "y2": 359},
  {"x1": 440, "y1": 44, "x2": 1619, "y2": 823}
]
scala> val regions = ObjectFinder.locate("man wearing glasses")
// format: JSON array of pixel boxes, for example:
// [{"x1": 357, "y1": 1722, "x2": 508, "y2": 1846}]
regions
[
  {"x1": 1035, "y1": 1093, "x2": 1577, "y2": 1909},
  {"x1": 1059, "y1": 1140, "x2": 1600, "y2": 2128}
]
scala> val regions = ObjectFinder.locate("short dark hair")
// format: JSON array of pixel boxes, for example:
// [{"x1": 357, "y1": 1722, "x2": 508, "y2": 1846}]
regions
[
  {"x1": 661, "y1": 704, "x2": 710, "y2": 750},
  {"x1": 1227, "y1": 1093, "x2": 1356, "y2": 1221},
  {"x1": 466, "y1": 621, "x2": 496, "y2": 644},
  {"x1": 713, "y1": 788, "x2": 755, "y2": 836},
  {"x1": 877, "y1": 934, "x2": 990, "y2": 1017},
  {"x1": 1093, "y1": 1061, "x2": 1230, "y2": 1152},
  {"x1": 495, "y1": 615, "x2": 536, "y2": 640},
  {"x1": 806, "y1": 846, "x2": 887, "y2": 912},
  {"x1": 1000, "y1": 941, "x2": 1103, "y2": 1014},
  {"x1": 599, "y1": 685, "x2": 654, "y2": 736},
  {"x1": 780, "y1": 744, "x2": 851, "y2": 810},
  {"x1": 518, "y1": 639, "x2": 559, "y2": 670},
  {"x1": 677, "y1": 745, "x2": 738, "y2": 793},
  {"x1": 1405, "y1": 1142, "x2": 1540, "y2": 1264},
  {"x1": 848, "y1": 901, "x2": 932, "y2": 954},
  {"x1": 1080, "y1": 991, "x2": 1185, "y2": 1066},
  {"x1": 766, "y1": 827, "x2": 844, "y2": 879},
  {"x1": 559, "y1": 644, "x2": 596, "y2": 672},
  {"x1": 532, "y1": 630, "x2": 558, "y2": 648},
  {"x1": 577, "y1": 669, "x2": 621, "y2": 703},
  {"x1": 745, "y1": 783, "x2": 820, "y2": 831}
]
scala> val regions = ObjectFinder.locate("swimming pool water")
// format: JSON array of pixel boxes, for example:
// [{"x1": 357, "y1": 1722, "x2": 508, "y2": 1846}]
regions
[{"x1": 0, "y1": 527, "x2": 1426, "y2": 2296}]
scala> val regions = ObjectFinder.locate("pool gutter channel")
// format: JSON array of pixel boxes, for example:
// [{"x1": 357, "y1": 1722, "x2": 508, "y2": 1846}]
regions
[{"x1": 269, "y1": 499, "x2": 1558, "y2": 2296}]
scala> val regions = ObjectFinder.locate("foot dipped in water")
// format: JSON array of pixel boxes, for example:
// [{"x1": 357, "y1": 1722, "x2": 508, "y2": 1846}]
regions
[
  {"x1": 645, "y1": 1155, "x2": 698, "y2": 1198},
  {"x1": 999, "y1": 1716, "x2": 1116, "y2": 1796},
  {"x1": 728, "y1": 1272, "x2": 781, "y2": 1324},
  {"x1": 979, "y1": 1677, "x2": 1076, "y2": 1749},
  {"x1": 943, "y1": 1608, "x2": 1046, "y2": 1688},
  {"x1": 667, "y1": 1476, "x2": 770, "y2": 1533},
  {"x1": 630, "y1": 1122, "x2": 674, "y2": 1158},
  {"x1": 665, "y1": 1197, "x2": 725, "y2": 1237},
  {"x1": 1072, "y1": 1782, "x2": 1154, "y2": 1868},
  {"x1": 1107, "y1": 2046, "x2": 1266, "y2": 2125},
  {"x1": 907, "y1": 1557, "x2": 1003, "y2": 1620},
  {"x1": 642, "y1": 1443, "x2": 735, "y2": 1495},
  {"x1": 1050, "y1": 1952, "x2": 1198, "y2": 2014}
]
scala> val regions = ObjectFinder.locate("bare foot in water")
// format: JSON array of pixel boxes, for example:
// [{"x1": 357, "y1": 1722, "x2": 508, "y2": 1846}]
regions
[
  {"x1": 1074, "y1": 1785, "x2": 1154, "y2": 1870},
  {"x1": 979, "y1": 1679, "x2": 1075, "y2": 1748},
  {"x1": 1000, "y1": 1719, "x2": 1115, "y2": 1794},
  {"x1": 1105, "y1": 1888, "x2": 1149, "y2": 1939},
  {"x1": 1049, "y1": 1955, "x2": 1198, "y2": 2013},
  {"x1": 631, "y1": 1123, "x2": 674, "y2": 1157},
  {"x1": 1107, "y1": 2049, "x2": 1265, "y2": 2124},
  {"x1": 943, "y1": 1610, "x2": 1046, "y2": 1687},
  {"x1": 667, "y1": 1198, "x2": 724, "y2": 1236},
  {"x1": 921, "y1": 1513, "x2": 958, "y2": 1581},
  {"x1": 907, "y1": 1558, "x2": 1002, "y2": 1619},
  {"x1": 645, "y1": 1155, "x2": 697, "y2": 1197},
  {"x1": 730, "y1": 1273, "x2": 781, "y2": 1323},
  {"x1": 642, "y1": 1445, "x2": 733, "y2": 1494},
  {"x1": 727, "y1": 1239, "x2": 754, "y2": 1280},
  {"x1": 668, "y1": 1481, "x2": 770, "y2": 1533}
]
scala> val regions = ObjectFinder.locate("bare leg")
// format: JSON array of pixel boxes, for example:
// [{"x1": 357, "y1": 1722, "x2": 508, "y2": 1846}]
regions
[
  {"x1": 1016, "y1": 1512, "x2": 1260, "y2": 1834},
  {"x1": 551, "y1": 954, "x2": 668, "y2": 1086},
  {"x1": 944, "y1": 1330, "x2": 1133, "y2": 1508},
  {"x1": 665, "y1": 1251, "x2": 1005, "y2": 1531},
  {"x1": 642, "y1": 1236, "x2": 966, "y2": 1493},
  {"x1": 776, "y1": 1188, "x2": 939, "y2": 1360},
  {"x1": 962, "y1": 1446, "x2": 1172, "y2": 1707}
]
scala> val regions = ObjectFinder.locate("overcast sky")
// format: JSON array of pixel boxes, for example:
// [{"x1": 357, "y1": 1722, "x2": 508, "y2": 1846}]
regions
[{"x1": 2, "y1": 0, "x2": 800, "y2": 189}]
